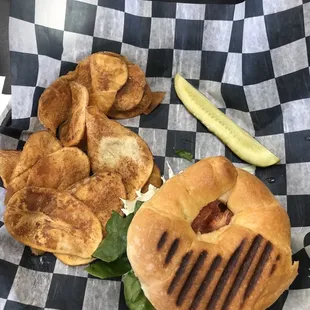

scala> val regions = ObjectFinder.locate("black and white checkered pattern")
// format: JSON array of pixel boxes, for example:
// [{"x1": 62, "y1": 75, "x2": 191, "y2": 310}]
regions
[{"x1": 1, "y1": 0, "x2": 310, "y2": 309}]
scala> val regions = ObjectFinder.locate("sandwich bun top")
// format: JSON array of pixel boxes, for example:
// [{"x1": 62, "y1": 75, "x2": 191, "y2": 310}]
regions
[{"x1": 127, "y1": 156, "x2": 298, "y2": 310}]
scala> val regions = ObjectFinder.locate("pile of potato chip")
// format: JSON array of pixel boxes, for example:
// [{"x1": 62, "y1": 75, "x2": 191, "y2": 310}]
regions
[{"x1": 0, "y1": 52, "x2": 165, "y2": 266}]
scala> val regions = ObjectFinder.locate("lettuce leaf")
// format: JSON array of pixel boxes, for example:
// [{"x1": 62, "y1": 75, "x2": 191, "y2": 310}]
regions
[{"x1": 175, "y1": 149, "x2": 193, "y2": 161}]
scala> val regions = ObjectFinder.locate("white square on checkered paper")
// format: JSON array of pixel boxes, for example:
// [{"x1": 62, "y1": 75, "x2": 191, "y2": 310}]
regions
[
  {"x1": 164, "y1": 157, "x2": 193, "y2": 179},
  {"x1": 94, "y1": 7, "x2": 124, "y2": 42},
  {"x1": 271, "y1": 39, "x2": 308, "y2": 78},
  {"x1": 9, "y1": 18, "x2": 37, "y2": 54},
  {"x1": 291, "y1": 227, "x2": 310, "y2": 254},
  {"x1": 53, "y1": 259, "x2": 88, "y2": 277},
  {"x1": 282, "y1": 99, "x2": 310, "y2": 133},
  {"x1": 35, "y1": 0, "x2": 67, "y2": 31},
  {"x1": 146, "y1": 77, "x2": 171, "y2": 104},
  {"x1": 203, "y1": 20, "x2": 233, "y2": 52},
  {"x1": 222, "y1": 53, "x2": 242, "y2": 86},
  {"x1": 176, "y1": 3, "x2": 205, "y2": 20},
  {"x1": 149, "y1": 18, "x2": 175, "y2": 49},
  {"x1": 195, "y1": 133, "x2": 225, "y2": 160},
  {"x1": 62, "y1": 31, "x2": 93, "y2": 63},
  {"x1": 263, "y1": 0, "x2": 302, "y2": 15},
  {"x1": 0, "y1": 134, "x2": 19, "y2": 150},
  {"x1": 37, "y1": 55, "x2": 61, "y2": 88},
  {"x1": 275, "y1": 195, "x2": 287, "y2": 211},
  {"x1": 287, "y1": 163, "x2": 310, "y2": 195},
  {"x1": 0, "y1": 226, "x2": 25, "y2": 265},
  {"x1": 121, "y1": 44, "x2": 148, "y2": 73},
  {"x1": 11, "y1": 86, "x2": 35, "y2": 120},
  {"x1": 244, "y1": 79, "x2": 280, "y2": 111},
  {"x1": 168, "y1": 104, "x2": 197, "y2": 132},
  {"x1": 83, "y1": 279, "x2": 121, "y2": 310},
  {"x1": 8, "y1": 267, "x2": 52, "y2": 307},
  {"x1": 234, "y1": 1, "x2": 245, "y2": 20},
  {"x1": 199, "y1": 80, "x2": 226, "y2": 109},
  {"x1": 226, "y1": 109, "x2": 255, "y2": 136},
  {"x1": 172, "y1": 50, "x2": 201, "y2": 80},
  {"x1": 125, "y1": 0, "x2": 152, "y2": 17},
  {"x1": 283, "y1": 289, "x2": 310, "y2": 310},
  {"x1": 0, "y1": 299, "x2": 5, "y2": 310},
  {"x1": 256, "y1": 134, "x2": 286, "y2": 164},
  {"x1": 304, "y1": 3, "x2": 310, "y2": 37},
  {"x1": 77, "y1": 0, "x2": 98, "y2": 4},
  {"x1": 138, "y1": 128, "x2": 167, "y2": 157},
  {"x1": 243, "y1": 16, "x2": 269, "y2": 53},
  {"x1": 116, "y1": 116, "x2": 140, "y2": 128}
]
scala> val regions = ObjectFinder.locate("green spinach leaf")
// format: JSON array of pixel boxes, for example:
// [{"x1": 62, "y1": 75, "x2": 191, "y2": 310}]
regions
[
  {"x1": 92, "y1": 211, "x2": 134, "y2": 262},
  {"x1": 122, "y1": 270, "x2": 155, "y2": 310},
  {"x1": 175, "y1": 149, "x2": 193, "y2": 161},
  {"x1": 134, "y1": 201, "x2": 144, "y2": 213},
  {"x1": 85, "y1": 255, "x2": 131, "y2": 279}
]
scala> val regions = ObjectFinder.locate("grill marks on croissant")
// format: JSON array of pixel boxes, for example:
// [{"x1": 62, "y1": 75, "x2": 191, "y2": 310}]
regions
[{"x1": 159, "y1": 233, "x2": 276, "y2": 309}]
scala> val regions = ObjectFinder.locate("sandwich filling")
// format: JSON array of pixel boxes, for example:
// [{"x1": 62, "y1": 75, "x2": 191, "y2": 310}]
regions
[{"x1": 191, "y1": 200, "x2": 233, "y2": 234}]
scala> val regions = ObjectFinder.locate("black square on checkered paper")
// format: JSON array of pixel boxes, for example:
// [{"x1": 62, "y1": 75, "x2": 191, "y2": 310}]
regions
[
  {"x1": 92, "y1": 37, "x2": 122, "y2": 55},
  {"x1": 285, "y1": 130, "x2": 310, "y2": 163},
  {"x1": 200, "y1": 51, "x2": 227, "y2": 82},
  {"x1": 10, "y1": 0, "x2": 35, "y2": 23},
  {"x1": 98, "y1": 0, "x2": 125, "y2": 11},
  {"x1": 221, "y1": 84, "x2": 248, "y2": 112},
  {"x1": 166, "y1": 130, "x2": 196, "y2": 159},
  {"x1": 0, "y1": 260, "x2": 18, "y2": 299},
  {"x1": 146, "y1": 49, "x2": 173, "y2": 78}
]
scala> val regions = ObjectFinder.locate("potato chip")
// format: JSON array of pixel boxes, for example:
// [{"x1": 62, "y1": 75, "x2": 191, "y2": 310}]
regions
[
  {"x1": 5, "y1": 170, "x2": 29, "y2": 205},
  {"x1": 90, "y1": 53, "x2": 128, "y2": 92},
  {"x1": 4, "y1": 187, "x2": 102, "y2": 258},
  {"x1": 86, "y1": 106, "x2": 153, "y2": 199},
  {"x1": 38, "y1": 77, "x2": 72, "y2": 134},
  {"x1": 27, "y1": 147, "x2": 90, "y2": 190},
  {"x1": 67, "y1": 171, "x2": 126, "y2": 234},
  {"x1": 107, "y1": 84, "x2": 152, "y2": 119},
  {"x1": 54, "y1": 254, "x2": 95, "y2": 266},
  {"x1": 144, "y1": 91, "x2": 166, "y2": 115},
  {"x1": 11, "y1": 131, "x2": 62, "y2": 181},
  {"x1": 141, "y1": 164, "x2": 163, "y2": 193},
  {"x1": 73, "y1": 57, "x2": 92, "y2": 92},
  {"x1": 113, "y1": 64, "x2": 146, "y2": 111},
  {"x1": 0, "y1": 150, "x2": 21, "y2": 188},
  {"x1": 89, "y1": 91, "x2": 116, "y2": 114},
  {"x1": 102, "y1": 51, "x2": 130, "y2": 64},
  {"x1": 58, "y1": 82, "x2": 89, "y2": 146}
]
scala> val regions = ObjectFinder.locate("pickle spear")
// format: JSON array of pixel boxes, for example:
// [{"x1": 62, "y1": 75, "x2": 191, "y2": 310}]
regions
[{"x1": 174, "y1": 73, "x2": 279, "y2": 167}]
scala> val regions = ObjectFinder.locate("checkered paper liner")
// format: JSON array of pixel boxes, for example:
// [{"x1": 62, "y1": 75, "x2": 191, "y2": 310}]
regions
[{"x1": 1, "y1": 0, "x2": 310, "y2": 309}]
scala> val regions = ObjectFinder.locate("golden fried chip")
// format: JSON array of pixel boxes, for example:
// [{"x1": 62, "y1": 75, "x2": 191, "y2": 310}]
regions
[
  {"x1": 0, "y1": 150, "x2": 21, "y2": 188},
  {"x1": 67, "y1": 171, "x2": 126, "y2": 234},
  {"x1": 107, "y1": 84, "x2": 152, "y2": 119},
  {"x1": 54, "y1": 254, "x2": 95, "y2": 266},
  {"x1": 27, "y1": 147, "x2": 90, "y2": 190},
  {"x1": 113, "y1": 64, "x2": 146, "y2": 111},
  {"x1": 86, "y1": 106, "x2": 153, "y2": 199},
  {"x1": 4, "y1": 187, "x2": 102, "y2": 258},
  {"x1": 89, "y1": 91, "x2": 116, "y2": 114},
  {"x1": 58, "y1": 82, "x2": 89, "y2": 147},
  {"x1": 144, "y1": 91, "x2": 166, "y2": 115},
  {"x1": 73, "y1": 57, "x2": 92, "y2": 92},
  {"x1": 11, "y1": 131, "x2": 62, "y2": 181},
  {"x1": 141, "y1": 164, "x2": 163, "y2": 193},
  {"x1": 5, "y1": 171, "x2": 29, "y2": 205},
  {"x1": 38, "y1": 77, "x2": 72, "y2": 134},
  {"x1": 102, "y1": 51, "x2": 131, "y2": 64},
  {"x1": 90, "y1": 53, "x2": 128, "y2": 92}
]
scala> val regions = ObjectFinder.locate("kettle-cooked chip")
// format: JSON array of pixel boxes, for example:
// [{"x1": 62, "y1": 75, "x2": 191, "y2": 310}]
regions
[
  {"x1": 73, "y1": 57, "x2": 92, "y2": 92},
  {"x1": 86, "y1": 106, "x2": 153, "y2": 199},
  {"x1": 27, "y1": 147, "x2": 90, "y2": 190},
  {"x1": 54, "y1": 254, "x2": 95, "y2": 266},
  {"x1": 107, "y1": 84, "x2": 152, "y2": 119},
  {"x1": 113, "y1": 64, "x2": 146, "y2": 111},
  {"x1": 144, "y1": 91, "x2": 166, "y2": 115},
  {"x1": 11, "y1": 131, "x2": 62, "y2": 180},
  {"x1": 141, "y1": 163, "x2": 163, "y2": 193},
  {"x1": 90, "y1": 53, "x2": 128, "y2": 93},
  {"x1": 89, "y1": 91, "x2": 116, "y2": 114},
  {"x1": 38, "y1": 77, "x2": 72, "y2": 134},
  {"x1": 0, "y1": 150, "x2": 21, "y2": 188},
  {"x1": 4, "y1": 187, "x2": 102, "y2": 258},
  {"x1": 5, "y1": 170, "x2": 29, "y2": 205},
  {"x1": 67, "y1": 171, "x2": 126, "y2": 234},
  {"x1": 58, "y1": 82, "x2": 89, "y2": 147}
]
